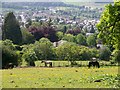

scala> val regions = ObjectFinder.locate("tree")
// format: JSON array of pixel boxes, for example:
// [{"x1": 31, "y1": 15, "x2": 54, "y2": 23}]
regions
[
  {"x1": 97, "y1": 1, "x2": 120, "y2": 50},
  {"x1": 2, "y1": 12, "x2": 22, "y2": 44},
  {"x1": 63, "y1": 25, "x2": 67, "y2": 34},
  {"x1": 21, "y1": 28, "x2": 35, "y2": 44},
  {"x1": 111, "y1": 49, "x2": 120, "y2": 62},
  {"x1": 22, "y1": 44, "x2": 37, "y2": 66},
  {"x1": 55, "y1": 42, "x2": 79, "y2": 64},
  {"x1": 1, "y1": 39, "x2": 18, "y2": 68},
  {"x1": 56, "y1": 31, "x2": 64, "y2": 40},
  {"x1": 28, "y1": 22, "x2": 58, "y2": 42},
  {"x1": 87, "y1": 35, "x2": 96, "y2": 47},
  {"x1": 66, "y1": 28, "x2": 81, "y2": 36},
  {"x1": 55, "y1": 42, "x2": 95, "y2": 62},
  {"x1": 76, "y1": 34, "x2": 86, "y2": 45},
  {"x1": 62, "y1": 34, "x2": 75, "y2": 42},
  {"x1": 34, "y1": 38, "x2": 54, "y2": 60},
  {"x1": 25, "y1": 18, "x2": 32, "y2": 28}
]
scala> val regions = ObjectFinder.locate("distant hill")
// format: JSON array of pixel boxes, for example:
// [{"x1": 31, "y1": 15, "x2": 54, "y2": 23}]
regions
[
  {"x1": 62, "y1": 0, "x2": 113, "y2": 2},
  {"x1": 63, "y1": 0, "x2": 114, "y2": 8}
]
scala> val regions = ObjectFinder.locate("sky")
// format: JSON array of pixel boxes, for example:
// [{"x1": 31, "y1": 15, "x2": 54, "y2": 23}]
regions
[{"x1": 1, "y1": 0, "x2": 114, "y2": 2}]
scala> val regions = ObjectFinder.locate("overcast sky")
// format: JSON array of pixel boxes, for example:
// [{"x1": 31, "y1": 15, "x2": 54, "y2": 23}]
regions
[{"x1": 1, "y1": 0, "x2": 114, "y2": 2}]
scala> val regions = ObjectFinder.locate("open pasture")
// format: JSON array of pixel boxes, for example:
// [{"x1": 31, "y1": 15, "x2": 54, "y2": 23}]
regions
[{"x1": 1, "y1": 66, "x2": 119, "y2": 88}]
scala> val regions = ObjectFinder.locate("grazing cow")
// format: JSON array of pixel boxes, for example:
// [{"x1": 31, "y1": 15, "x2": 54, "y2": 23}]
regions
[
  {"x1": 88, "y1": 58, "x2": 100, "y2": 68},
  {"x1": 41, "y1": 60, "x2": 52, "y2": 67}
]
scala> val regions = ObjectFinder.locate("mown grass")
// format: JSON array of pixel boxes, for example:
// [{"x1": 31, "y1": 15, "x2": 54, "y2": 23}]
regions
[{"x1": 2, "y1": 66, "x2": 119, "y2": 88}]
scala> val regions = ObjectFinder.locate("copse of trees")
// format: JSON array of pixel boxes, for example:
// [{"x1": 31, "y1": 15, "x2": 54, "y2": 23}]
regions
[
  {"x1": 21, "y1": 38, "x2": 55, "y2": 66},
  {"x1": 2, "y1": 12, "x2": 22, "y2": 45},
  {"x1": 55, "y1": 42, "x2": 99, "y2": 62},
  {"x1": 28, "y1": 21, "x2": 58, "y2": 42}
]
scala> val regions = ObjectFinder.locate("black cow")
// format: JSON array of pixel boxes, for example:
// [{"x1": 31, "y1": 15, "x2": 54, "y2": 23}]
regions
[
  {"x1": 88, "y1": 58, "x2": 100, "y2": 68},
  {"x1": 88, "y1": 61, "x2": 100, "y2": 68}
]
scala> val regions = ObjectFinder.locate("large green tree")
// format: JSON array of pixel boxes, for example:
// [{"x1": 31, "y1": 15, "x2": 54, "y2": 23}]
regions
[
  {"x1": 33, "y1": 38, "x2": 54, "y2": 60},
  {"x1": 97, "y1": 1, "x2": 120, "y2": 50},
  {"x1": 2, "y1": 12, "x2": 22, "y2": 44}
]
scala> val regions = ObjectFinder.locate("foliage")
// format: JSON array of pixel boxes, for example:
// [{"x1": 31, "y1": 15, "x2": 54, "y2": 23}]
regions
[
  {"x1": 25, "y1": 18, "x2": 32, "y2": 28},
  {"x1": 22, "y1": 48, "x2": 37, "y2": 66},
  {"x1": 34, "y1": 38, "x2": 54, "y2": 60},
  {"x1": 76, "y1": 34, "x2": 86, "y2": 45},
  {"x1": 89, "y1": 48, "x2": 99, "y2": 58},
  {"x1": 1, "y1": 39, "x2": 19, "y2": 67},
  {"x1": 55, "y1": 42, "x2": 78, "y2": 62},
  {"x1": 21, "y1": 38, "x2": 54, "y2": 64},
  {"x1": 66, "y1": 28, "x2": 81, "y2": 36},
  {"x1": 62, "y1": 34, "x2": 75, "y2": 42},
  {"x1": 21, "y1": 28, "x2": 35, "y2": 44},
  {"x1": 97, "y1": 2, "x2": 120, "y2": 50},
  {"x1": 2, "y1": 12, "x2": 22, "y2": 45},
  {"x1": 99, "y1": 47, "x2": 111, "y2": 61},
  {"x1": 55, "y1": 42, "x2": 98, "y2": 61},
  {"x1": 28, "y1": 22, "x2": 58, "y2": 42},
  {"x1": 111, "y1": 49, "x2": 120, "y2": 62},
  {"x1": 56, "y1": 31, "x2": 64, "y2": 40},
  {"x1": 87, "y1": 35, "x2": 96, "y2": 47}
]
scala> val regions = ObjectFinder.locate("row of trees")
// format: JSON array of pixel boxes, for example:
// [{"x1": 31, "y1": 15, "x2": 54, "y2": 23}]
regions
[
  {"x1": 62, "y1": 33, "x2": 97, "y2": 47},
  {"x1": 1, "y1": 39, "x2": 114, "y2": 67}
]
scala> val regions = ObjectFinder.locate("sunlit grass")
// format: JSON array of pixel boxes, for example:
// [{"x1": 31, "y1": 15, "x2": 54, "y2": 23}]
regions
[{"x1": 2, "y1": 66, "x2": 119, "y2": 88}]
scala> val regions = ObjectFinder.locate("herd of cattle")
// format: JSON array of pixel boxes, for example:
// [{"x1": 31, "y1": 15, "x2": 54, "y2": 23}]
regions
[{"x1": 2, "y1": 58, "x2": 100, "y2": 69}]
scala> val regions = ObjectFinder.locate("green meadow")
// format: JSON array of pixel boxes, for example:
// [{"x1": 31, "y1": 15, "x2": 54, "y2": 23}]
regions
[{"x1": 2, "y1": 66, "x2": 119, "y2": 88}]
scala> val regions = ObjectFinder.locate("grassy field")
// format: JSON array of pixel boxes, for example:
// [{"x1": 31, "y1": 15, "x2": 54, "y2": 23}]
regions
[{"x1": 1, "y1": 66, "x2": 119, "y2": 88}]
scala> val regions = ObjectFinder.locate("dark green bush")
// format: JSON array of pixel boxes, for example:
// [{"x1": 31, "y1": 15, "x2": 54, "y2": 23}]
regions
[
  {"x1": 1, "y1": 39, "x2": 19, "y2": 68},
  {"x1": 99, "y1": 47, "x2": 111, "y2": 61}
]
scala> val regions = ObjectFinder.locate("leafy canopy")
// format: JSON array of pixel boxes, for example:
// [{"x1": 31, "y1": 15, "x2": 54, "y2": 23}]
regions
[{"x1": 97, "y1": 1, "x2": 120, "y2": 50}]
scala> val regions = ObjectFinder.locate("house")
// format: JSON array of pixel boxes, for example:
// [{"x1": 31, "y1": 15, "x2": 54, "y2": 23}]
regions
[
  {"x1": 53, "y1": 40, "x2": 67, "y2": 47},
  {"x1": 86, "y1": 33, "x2": 94, "y2": 37}
]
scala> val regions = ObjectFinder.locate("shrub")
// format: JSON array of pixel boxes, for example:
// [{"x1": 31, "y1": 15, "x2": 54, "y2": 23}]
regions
[
  {"x1": 99, "y1": 47, "x2": 111, "y2": 61},
  {"x1": 1, "y1": 39, "x2": 19, "y2": 68},
  {"x1": 21, "y1": 44, "x2": 37, "y2": 66},
  {"x1": 112, "y1": 50, "x2": 120, "y2": 62}
]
